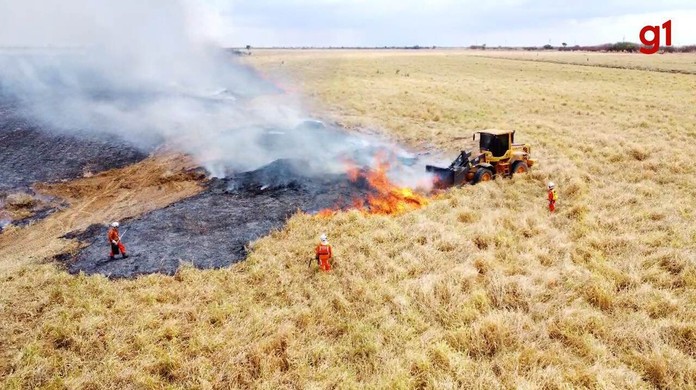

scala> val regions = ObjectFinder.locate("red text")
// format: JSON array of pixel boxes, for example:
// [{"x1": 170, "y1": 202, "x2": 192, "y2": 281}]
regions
[{"x1": 640, "y1": 20, "x2": 672, "y2": 54}]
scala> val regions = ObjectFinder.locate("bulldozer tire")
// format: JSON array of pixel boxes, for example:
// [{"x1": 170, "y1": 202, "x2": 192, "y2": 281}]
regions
[
  {"x1": 511, "y1": 161, "x2": 529, "y2": 176},
  {"x1": 473, "y1": 168, "x2": 493, "y2": 184}
]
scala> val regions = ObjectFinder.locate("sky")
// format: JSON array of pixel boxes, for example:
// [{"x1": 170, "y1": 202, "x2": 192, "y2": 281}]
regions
[{"x1": 0, "y1": 0, "x2": 695, "y2": 47}]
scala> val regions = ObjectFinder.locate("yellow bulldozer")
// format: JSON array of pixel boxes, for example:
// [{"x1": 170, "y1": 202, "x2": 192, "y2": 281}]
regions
[{"x1": 426, "y1": 129, "x2": 535, "y2": 187}]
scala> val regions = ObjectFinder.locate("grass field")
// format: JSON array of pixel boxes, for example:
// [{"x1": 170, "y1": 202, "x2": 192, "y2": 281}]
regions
[
  {"x1": 467, "y1": 50, "x2": 696, "y2": 74},
  {"x1": 1, "y1": 50, "x2": 695, "y2": 388}
]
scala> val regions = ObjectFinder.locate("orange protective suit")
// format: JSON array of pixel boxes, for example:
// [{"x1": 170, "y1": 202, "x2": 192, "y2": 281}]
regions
[
  {"x1": 548, "y1": 189, "x2": 557, "y2": 212},
  {"x1": 315, "y1": 243, "x2": 332, "y2": 271},
  {"x1": 107, "y1": 227, "x2": 127, "y2": 258}
]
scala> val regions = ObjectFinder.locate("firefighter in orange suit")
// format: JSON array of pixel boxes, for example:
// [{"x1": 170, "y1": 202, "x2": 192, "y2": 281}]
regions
[
  {"x1": 547, "y1": 182, "x2": 557, "y2": 212},
  {"x1": 108, "y1": 221, "x2": 128, "y2": 260},
  {"x1": 315, "y1": 233, "x2": 332, "y2": 271}
]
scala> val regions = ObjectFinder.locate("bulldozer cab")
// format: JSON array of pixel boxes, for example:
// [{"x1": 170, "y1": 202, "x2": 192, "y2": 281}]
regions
[{"x1": 474, "y1": 130, "x2": 514, "y2": 158}]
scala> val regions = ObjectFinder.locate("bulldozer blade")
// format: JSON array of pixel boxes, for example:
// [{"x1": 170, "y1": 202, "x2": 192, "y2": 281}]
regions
[{"x1": 426, "y1": 165, "x2": 454, "y2": 187}]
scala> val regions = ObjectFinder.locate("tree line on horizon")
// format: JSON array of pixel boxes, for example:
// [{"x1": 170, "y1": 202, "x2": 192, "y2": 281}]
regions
[
  {"x1": 232, "y1": 43, "x2": 696, "y2": 53},
  {"x1": 471, "y1": 42, "x2": 696, "y2": 53}
]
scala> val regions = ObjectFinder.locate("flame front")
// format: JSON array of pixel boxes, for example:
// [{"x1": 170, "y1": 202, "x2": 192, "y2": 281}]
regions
[
  {"x1": 362, "y1": 160, "x2": 429, "y2": 214},
  {"x1": 319, "y1": 157, "x2": 429, "y2": 216}
]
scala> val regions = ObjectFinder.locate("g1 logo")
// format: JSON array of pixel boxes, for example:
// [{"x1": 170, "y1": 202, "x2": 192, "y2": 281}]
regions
[{"x1": 640, "y1": 20, "x2": 672, "y2": 54}]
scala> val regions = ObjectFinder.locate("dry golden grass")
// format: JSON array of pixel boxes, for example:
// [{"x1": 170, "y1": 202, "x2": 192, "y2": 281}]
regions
[
  {"x1": 1, "y1": 192, "x2": 39, "y2": 220},
  {"x1": 1, "y1": 50, "x2": 696, "y2": 389},
  {"x1": 466, "y1": 50, "x2": 696, "y2": 74}
]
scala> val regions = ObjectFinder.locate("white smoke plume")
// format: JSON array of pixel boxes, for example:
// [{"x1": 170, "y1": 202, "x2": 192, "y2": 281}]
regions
[{"x1": 0, "y1": 0, "x2": 432, "y2": 187}]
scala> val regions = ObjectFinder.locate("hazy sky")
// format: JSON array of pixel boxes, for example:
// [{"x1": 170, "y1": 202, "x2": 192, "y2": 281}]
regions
[
  {"x1": 1, "y1": 0, "x2": 695, "y2": 47},
  {"x1": 214, "y1": 0, "x2": 696, "y2": 47}
]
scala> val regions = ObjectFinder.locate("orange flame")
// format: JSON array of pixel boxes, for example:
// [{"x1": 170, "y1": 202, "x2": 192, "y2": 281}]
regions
[
  {"x1": 316, "y1": 209, "x2": 337, "y2": 217},
  {"x1": 318, "y1": 156, "x2": 429, "y2": 216},
  {"x1": 361, "y1": 159, "x2": 429, "y2": 215}
]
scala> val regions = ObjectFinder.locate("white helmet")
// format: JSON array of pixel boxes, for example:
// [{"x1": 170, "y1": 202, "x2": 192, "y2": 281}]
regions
[
  {"x1": 547, "y1": 182, "x2": 555, "y2": 190},
  {"x1": 111, "y1": 221, "x2": 120, "y2": 228},
  {"x1": 320, "y1": 233, "x2": 328, "y2": 244}
]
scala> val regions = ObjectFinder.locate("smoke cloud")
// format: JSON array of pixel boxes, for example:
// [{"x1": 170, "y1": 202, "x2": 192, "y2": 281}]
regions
[{"x1": 0, "y1": 0, "x2": 431, "y2": 187}]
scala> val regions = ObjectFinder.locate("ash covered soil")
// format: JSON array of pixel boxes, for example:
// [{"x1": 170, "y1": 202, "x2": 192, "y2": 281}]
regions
[
  {"x1": 0, "y1": 98, "x2": 149, "y2": 231},
  {"x1": 62, "y1": 159, "x2": 373, "y2": 278},
  {"x1": 0, "y1": 99, "x2": 148, "y2": 191}
]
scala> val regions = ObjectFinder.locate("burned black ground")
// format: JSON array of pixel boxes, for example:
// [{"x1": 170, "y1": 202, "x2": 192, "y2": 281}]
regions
[
  {"x1": 61, "y1": 159, "x2": 373, "y2": 278},
  {"x1": 0, "y1": 99, "x2": 148, "y2": 191}
]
